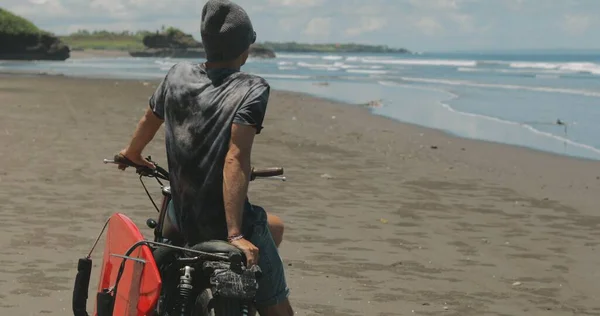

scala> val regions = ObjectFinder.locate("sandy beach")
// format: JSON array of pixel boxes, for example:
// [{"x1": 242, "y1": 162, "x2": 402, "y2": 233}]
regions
[{"x1": 1, "y1": 74, "x2": 600, "y2": 316}]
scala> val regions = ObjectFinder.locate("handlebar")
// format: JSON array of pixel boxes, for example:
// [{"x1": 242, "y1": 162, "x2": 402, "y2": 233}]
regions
[
  {"x1": 104, "y1": 154, "x2": 169, "y2": 181},
  {"x1": 104, "y1": 154, "x2": 285, "y2": 182},
  {"x1": 251, "y1": 167, "x2": 285, "y2": 181}
]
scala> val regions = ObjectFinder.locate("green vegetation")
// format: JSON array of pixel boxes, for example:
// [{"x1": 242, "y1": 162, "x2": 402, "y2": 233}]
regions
[
  {"x1": 1, "y1": 7, "x2": 69, "y2": 60},
  {"x1": 261, "y1": 41, "x2": 410, "y2": 54},
  {"x1": 58, "y1": 26, "x2": 409, "y2": 54},
  {"x1": 142, "y1": 27, "x2": 201, "y2": 49},
  {"x1": 59, "y1": 29, "x2": 408, "y2": 54},
  {"x1": 59, "y1": 27, "x2": 200, "y2": 51},
  {"x1": 0, "y1": 8, "x2": 41, "y2": 34},
  {"x1": 60, "y1": 29, "x2": 151, "y2": 51}
]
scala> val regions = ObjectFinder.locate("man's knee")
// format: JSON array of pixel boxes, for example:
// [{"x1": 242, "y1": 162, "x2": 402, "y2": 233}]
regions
[{"x1": 267, "y1": 213, "x2": 284, "y2": 248}]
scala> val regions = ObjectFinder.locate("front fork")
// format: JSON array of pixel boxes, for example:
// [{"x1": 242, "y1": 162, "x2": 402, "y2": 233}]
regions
[
  {"x1": 175, "y1": 266, "x2": 195, "y2": 315},
  {"x1": 150, "y1": 192, "x2": 171, "y2": 242}
]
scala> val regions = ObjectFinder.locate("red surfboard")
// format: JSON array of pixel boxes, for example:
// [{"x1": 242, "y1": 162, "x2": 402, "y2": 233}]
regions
[{"x1": 95, "y1": 213, "x2": 161, "y2": 316}]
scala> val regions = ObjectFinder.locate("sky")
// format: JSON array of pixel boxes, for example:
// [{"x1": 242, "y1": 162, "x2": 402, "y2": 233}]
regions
[{"x1": 3, "y1": 0, "x2": 600, "y2": 52}]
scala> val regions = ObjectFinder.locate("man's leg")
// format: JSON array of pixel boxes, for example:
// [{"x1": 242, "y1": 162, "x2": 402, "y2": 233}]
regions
[
  {"x1": 248, "y1": 212, "x2": 287, "y2": 316},
  {"x1": 250, "y1": 207, "x2": 294, "y2": 316},
  {"x1": 267, "y1": 213, "x2": 284, "y2": 248},
  {"x1": 257, "y1": 300, "x2": 294, "y2": 316}
]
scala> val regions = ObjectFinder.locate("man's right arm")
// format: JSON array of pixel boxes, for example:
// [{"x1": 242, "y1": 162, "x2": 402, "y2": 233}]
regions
[
  {"x1": 223, "y1": 123, "x2": 260, "y2": 266},
  {"x1": 118, "y1": 69, "x2": 169, "y2": 170},
  {"x1": 224, "y1": 81, "x2": 269, "y2": 266}
]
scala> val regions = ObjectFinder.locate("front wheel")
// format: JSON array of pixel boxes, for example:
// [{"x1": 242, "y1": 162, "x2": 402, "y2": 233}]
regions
[{"x1": 194, "y1": 289, "x2": 250, "y2": 316}]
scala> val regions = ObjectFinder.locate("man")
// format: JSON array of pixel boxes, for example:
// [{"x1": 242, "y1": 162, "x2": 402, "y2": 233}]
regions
[{"x1": 116, "y1": 1, "x2": 293, "y2": 315}]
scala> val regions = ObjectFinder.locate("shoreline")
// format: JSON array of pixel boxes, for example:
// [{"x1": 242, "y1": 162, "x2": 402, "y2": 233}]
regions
[
  {"x1": 68, "y1": 49, "x2": 131, "y2": 59},
  {"x1": 2, "y1": 74, "x2": 600, "y2": 314},
  {"x1": 2, "y1": 73, "x2": 598, "y2": 216},
  {"x1": 285, "y1": 86, "x2": 600, "y2": 164},
  {"x1": 2, "y1": 57, "x2": 599, "y2": 161},
  {"x1": 5, "y1": 70, "x2": 595, "y2": 163}
]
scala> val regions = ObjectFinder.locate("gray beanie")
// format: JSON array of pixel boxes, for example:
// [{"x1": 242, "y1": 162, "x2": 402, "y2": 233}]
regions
[{"x1": 201, "y1": 0, "x2": 256, "y2": 62}]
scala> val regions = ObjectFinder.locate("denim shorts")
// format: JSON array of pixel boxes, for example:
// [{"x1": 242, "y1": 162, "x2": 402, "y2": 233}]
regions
[
  {"x1": 247, "y1": 205, "x2": 291, "y2": 308},
  {"x1": 166, "y1": 201, "x2": 290, "y2": 307}
]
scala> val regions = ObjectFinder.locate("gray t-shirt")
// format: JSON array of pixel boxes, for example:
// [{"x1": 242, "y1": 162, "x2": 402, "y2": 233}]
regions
[{"x1": 150, "y1": 62, "x2": 269, "y2": 244}]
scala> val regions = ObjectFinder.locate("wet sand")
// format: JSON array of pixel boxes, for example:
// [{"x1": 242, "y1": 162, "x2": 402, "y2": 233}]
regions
[{"x1": 1, "y1": 74, "x2": 600, "y2": 315}]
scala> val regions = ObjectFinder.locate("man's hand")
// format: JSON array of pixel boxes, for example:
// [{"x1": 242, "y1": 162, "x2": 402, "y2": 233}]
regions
[
  {"x1": 117, "y1": 149, "x2": 155, "y2": 170},
  {"x1": 230, "y1": 237, "x2": 260, "y2": 267}
]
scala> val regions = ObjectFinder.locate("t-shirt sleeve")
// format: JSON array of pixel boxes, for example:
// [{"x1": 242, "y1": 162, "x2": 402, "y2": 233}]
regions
[
  {"x1": 148, "y1": 70, "x2": 171, "y2": 120},
  {"x1": 233, "y1": 83, "x2": 270, "y2": 134}
]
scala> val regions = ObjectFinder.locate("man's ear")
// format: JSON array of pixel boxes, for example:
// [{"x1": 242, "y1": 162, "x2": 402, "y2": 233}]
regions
[{"x1": 240, "y1": 49, "x2": 250, "y2": 66}]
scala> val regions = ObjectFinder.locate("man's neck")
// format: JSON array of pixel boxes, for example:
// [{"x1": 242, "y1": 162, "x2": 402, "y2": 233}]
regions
[{"x1": 204, "y1": 61, "x2": 241, "y2": 70}]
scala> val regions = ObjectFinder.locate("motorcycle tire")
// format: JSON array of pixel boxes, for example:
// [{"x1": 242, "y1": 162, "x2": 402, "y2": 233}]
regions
[{"x1": 193, "y1": 289, "x2": 214, "y2": 316}]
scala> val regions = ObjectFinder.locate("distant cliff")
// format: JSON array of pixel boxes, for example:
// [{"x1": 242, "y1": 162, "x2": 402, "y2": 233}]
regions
[
  {"x1": 142, "y1": 28, "x2": 202, "y2": 49},
  {"x1": 129, "y1": 27, "x2": 276, "y2": 59},
  {"x1": 0, "y1": 8, "x2": 70, "y2": 60},
  {"x1": 249, "y1": 45, "x2": 276, "y2": 58},
  {"x1": 129, "y1": 28, "x2": 204, "y2": 58}
]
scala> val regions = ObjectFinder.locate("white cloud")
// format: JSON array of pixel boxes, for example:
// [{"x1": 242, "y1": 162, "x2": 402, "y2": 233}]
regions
[
  {"x1": 505, "y1": 0, "x2": 525, "y2": 10},
  {"x1": 406, "y1": 0, "x2": 479, "y2": 35},
  {"x1": 349, "y1": 4, "x2": 385, "y2": 16},
  {"x1": 276, "y1": 14, "x2": 306, "y2": 33},
  {"x1": 449, "y1": 13, "x2": 475, "y2": 32},
  {"x1": 3, "y1": 0, "x2": 600, "y2": 50},
  {"x1": 10, "y1": 0, "x2": 69, "y2": 18},
  {"x1": 90, "y1": 0, "x2": 130, "y2": 18},
  {"x1": 303, "y1": 17, "x2": 331, "y2": 40},
  {"x1": 563, "y1": 14, "x2": 593, "y2": 35},
  {"x1": 409, "y1": 0, "x2": 459, "y2": 10},
  {"x1": 414, "y1": 17, "x2": 443, "y2": 36},
  {"x1": 267, "y1": 0, "x2": 323, "y2": 7},
  {"x1": 277, "y1": 19, "x2": 296, "y2": 32},
  {"x1": 345, "y1": 17, "x2": 387, "y2": 37}
]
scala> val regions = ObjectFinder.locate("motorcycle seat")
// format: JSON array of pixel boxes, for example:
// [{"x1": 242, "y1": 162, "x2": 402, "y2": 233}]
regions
[{"x1": 162, "y1": 199, "x2": 243, "y2": 260}]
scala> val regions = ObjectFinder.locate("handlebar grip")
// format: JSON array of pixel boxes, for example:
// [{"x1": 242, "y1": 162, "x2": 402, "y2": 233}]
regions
[
  {"x1": 252, "y1": 167, "x2": 284, "y2": 178},
  {"x1": 105, "y1": 154, "x2": 170, "y2": 181},
  {"x1": 113, "y1": 154, "x2": 139, "y2": 168}
]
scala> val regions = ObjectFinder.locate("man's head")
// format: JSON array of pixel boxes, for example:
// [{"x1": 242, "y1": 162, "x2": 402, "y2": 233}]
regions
[{"x1": 201, "y1": 0, "x2": 256, "y2": 66}]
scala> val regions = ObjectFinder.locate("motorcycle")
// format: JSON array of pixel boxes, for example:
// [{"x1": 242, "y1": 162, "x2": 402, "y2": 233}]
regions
[{"x1": 72, "y1": 155, "x2": 285, "y2": 316}]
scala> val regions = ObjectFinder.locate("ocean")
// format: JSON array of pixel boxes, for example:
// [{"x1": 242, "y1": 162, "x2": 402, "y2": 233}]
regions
[{"x1": 2, "y1": 51, "x2": 600, "y2": 160}]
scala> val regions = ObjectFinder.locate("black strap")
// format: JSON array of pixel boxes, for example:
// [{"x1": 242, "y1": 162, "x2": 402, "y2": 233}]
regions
[{"x1": 140, "y1": 175, "x2": 160, "y2": 213}]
